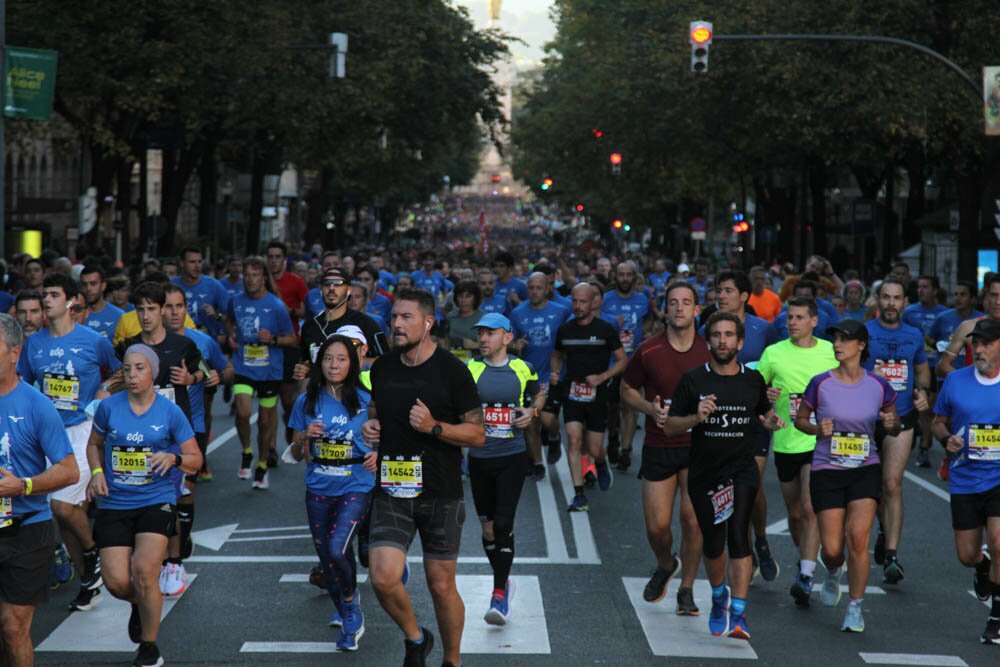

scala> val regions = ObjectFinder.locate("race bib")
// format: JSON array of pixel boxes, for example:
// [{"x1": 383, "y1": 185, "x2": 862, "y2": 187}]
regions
[
  {"x1": 380, "y1": 456, "x2": 423, "y2": 498},
  {"x1": 244, "y1": 343, "x2": 270, "y2": 367},
  {"x1": 43, "y1": 373, "x2": 80, "y2": 411},
  {"x1": 309, "y1": 343, "x2": 320, "y2": 364},
  {"x1": 111, "y1": 445, "x2": 153, "y2": 485},
  {"x1": 619, "y1": 329, "x2": 635, "y2": 353},
  {"x1": 875, "y1": 358, "x2": 908, "y2": 392},
  {"x1": 313, "y1": 437, "x2": 354, "y2": 475},
  {"x1": 711, "y1": 482, "x2": 734, "y2": 525},
  {"x1": 155, "y1": 384, "x2": 176, "y2": 404},
  {"x1": 568, "y1": 381, "x2": 596, "y2": 403},
  {"x1": 0, "y1": 496, "x2": 12, "y2": 529},
  {"x1": 788, "y1": 393, "x2": 816, "y2": 425},
  {"x1": 830, "y1": 431, "x2": 870, "y2": 468},
  {"x1": 968, "y1": 423, "x2": 1000, "y2": 461},
  {"x1": 484, "y1": 403, "x2": 517, "y2": 439},
  {"x1": 451, "y1": 348, "x2": 470, "y2": 361}
]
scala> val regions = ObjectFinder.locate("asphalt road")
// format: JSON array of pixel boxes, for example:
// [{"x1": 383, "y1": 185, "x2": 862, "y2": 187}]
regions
[{"x1": 31, "y1": 395, "x2": 999, "y2": 666}]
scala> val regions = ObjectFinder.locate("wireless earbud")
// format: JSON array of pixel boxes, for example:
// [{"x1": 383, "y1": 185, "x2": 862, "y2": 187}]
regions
[{"x1": 425, "y1": 322, "x2": 431, "y2": 331}]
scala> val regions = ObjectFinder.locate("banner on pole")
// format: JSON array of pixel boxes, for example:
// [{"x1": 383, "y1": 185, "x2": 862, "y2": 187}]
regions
[
  {"x1": 986, "y1": 66, "x2": 1000, "y2": 136},
  {"x1": 4, "y1": 46, "x2": 58, "y2": 120}
]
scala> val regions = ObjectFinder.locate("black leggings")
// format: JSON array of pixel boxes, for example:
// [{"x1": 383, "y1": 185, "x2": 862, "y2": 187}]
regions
[
  {"x1": 690, "y1": 481, "x2": 757, "y2": 560},
  {"x1": 469, "y1": 453, "x2": 527, "y2": 589}
]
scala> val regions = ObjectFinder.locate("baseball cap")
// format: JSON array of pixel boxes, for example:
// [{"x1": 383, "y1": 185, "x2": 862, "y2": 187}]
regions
[
  {"x1": 322, "y1": 267, "x2": 350, "y2": 283},
  {"x1": 335, "y1": 325, "x2": 368, "y2": 346},
  {"x1": 826, "y1": 318, "x2": 869, "y2": 342},
  {"x1": 473, "y1": 313, "x2": 512, "y2": 332},
  {"x1": 677, "y1": 263, "x2": 691, "y2": 273},
  {"x1": 966, "y1": 318, "x2": 1000, "y2": 343}
]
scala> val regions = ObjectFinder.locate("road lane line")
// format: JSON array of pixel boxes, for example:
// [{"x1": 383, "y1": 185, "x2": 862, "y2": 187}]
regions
[
  {"x1": 187, "y1": 555, "x2": 570, "y2": 564},
  {"x1": 242, "y1": 642, "x2": 338, "y2": 653},
  {"x1": 622, "y1": 577, "x2": 758, "y2": 660},
  {"x1": 233, "y1": 525, "x2": 309, "y2": 533},
  {"x1": 38, "y1": 574, "x2": 198, "y2": 652},
  {"x1": 280, "y1": 573, "x2": 369, "y2": 583},
  {"x1": 456, "y1": 575, "x2": 550, "y2": 654},
  {"x1": 550, "y1": 450, "x2": 600, "y2": 564},
  {"x1": 206, "y1": 412, "x2": 258, "y2": 455},
  {"x1": 228, "y1": 534, "x2": 312, "y2": 542},
  {"x1": 535, "y1": 469, "x2": 570, "y2": 563},
  {"x1": 859, "y1": 653, "x2": 968, "y2": 666},
  {"x1": 903, "y1": 470, "x2": 950, "y2": 502}
]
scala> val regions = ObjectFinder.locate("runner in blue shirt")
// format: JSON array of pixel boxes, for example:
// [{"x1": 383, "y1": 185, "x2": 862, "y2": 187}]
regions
[
  {"x1": 863, "y1": 278, "x2": 931, "y2": 585},
  {"x1": 773, "y1": 279, "x2": 839, "y2": 341},
  {"x1": 493, "y1": 252, "x2": 528, "y2": 308},
  {"x1": 930, "y1": 281, "x2": 983, "y2": 373},
  {"x1": 410, "y1": 256, "x2": 451, "y2": 302},
  {"x1": 510, "y1": 272, "x2": 571, "y2": 475},
  {"x1": 646, "y1": 258, "x2": 672, "y2": 301},
  {"x1": 289, "y1": 334, "x2": 376, "y2": 651},
  {"x1": 18, "y1": 273, "x2": 120, "y2": 611},
  {"x1": 80, "y1": 265, "x2": 125, "y2": 339},
  {"x1": 172, "y1": 246, "x2": 230, "y2": 345},
  {"x1": 226, "y1": 257, "x2": 296, "y2": 489},
  {"x1": 355, "y1": 266, "x2": 393, "y2": 323},
  {"x1": 903, "y1": 275, "x2": 948, "y2": 468},
  {"x1": 0, "y1": 313, "x2": 77, "y2": 666},
  {"x1": 931, "y1": 318, "x2": 1000, "y2": 645},
  {"x1": 87, "y1": 343, "x2": 200, "y2": 667},
  {"x1": 477, "y1": 271, "x2": 510, "y2": 315},
  {"x1": 220, "y1": 255, "x2": 245, "y2": 302}
]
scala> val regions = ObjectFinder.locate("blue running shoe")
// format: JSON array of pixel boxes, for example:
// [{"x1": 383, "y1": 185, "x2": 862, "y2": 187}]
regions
[
  {"x1": 790, "y1": 574, "x2": 813, "y2": 607},
  {"x1": 50, "y1": 544, "x2": 73, "y2": 589},
  {"x1": 337, "y1": 592, "x2": 364, "y2": 651},
  {"x1": 328, "y1": 608, "x2": 343, "y2": 627},
  {"x1": 596, "y1": 462, "x2": 613, "y2": 491},
  {"x1": 708, "y1": 586, "x2": 731, "y2": 636},
  {"x1": 728, "y1": 612, "x2": 750, "y2": 640},
  {"x1": 841, "y1": 602, "x2": 865, "y2": 633},
  {"x1": 484, "y1": 579, "x2": 516, "y2": 626},
  {"x1": 402, "y1": 562, "x2": 410, "y2": 586},
  {"x1": 567, "y1": 494, "x2": 589, "y2": 512}
]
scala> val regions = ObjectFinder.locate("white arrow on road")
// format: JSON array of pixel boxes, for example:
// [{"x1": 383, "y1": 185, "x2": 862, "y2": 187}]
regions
[
  {"x1": 192, "y1": 523, "x2": 239, "y2": 550},
  {"x1": 766, "y1": 517, "x2": 790, "y2": 536}
]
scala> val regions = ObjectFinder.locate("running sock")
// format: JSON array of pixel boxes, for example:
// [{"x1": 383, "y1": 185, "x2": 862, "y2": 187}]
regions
[
  {"x1": 711, "y1": 583, "x2": 727, "y2": 600},
  {"x1": 492, "y1": 531, "x2": 515, "y2": 590},
  {"x1": 992, "y1": 582, "x2": 1000, "y2": 618},
  {"x1": 406, "y1": 628, "x2": 425, "y2": 645},
  {"x1": 849, "y1": 597, "x2": 864, "y2": 608},
  {"x1": 166, "y1": 556, "x2": 182, "y2": 566},
  {"x1": 574, "y1": 485, "x2": 584, "y2": 496},
  {"x1": 482, "y1": 537, "x2": 497, "y2": 570},
  {"x1": 800, "y1": 559, "x2": 817, "y2": 578},
  {"x1": 83, "y1": 545, "x2": 98, "y2": 558},
  {"x1": 885, "y1": 549, "x2": 898, "y2": 562},
  {"x1": 730, "y1": 597, "x2": 746, "y2": 617},
  {"x1": 242, "y1": 447, "x2": 252, "y2": 455},
  {"x1": 256, "y1": 461, "x2": 268, "y2": 470},
  {"x1": 492, "y1": 587, "x2": 505, "y2": 598},
  {"x1": 178, "y1": 504, "x2": 195, "y2": 560}
]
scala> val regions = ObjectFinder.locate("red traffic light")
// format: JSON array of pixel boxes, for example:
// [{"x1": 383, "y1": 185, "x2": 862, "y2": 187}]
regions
[
  {"x1": 591, "y1": 128, "x2": 603, "y2": 139},
  {"x1": 690, "y1": 23, "x2": 713, "y2": 45},
  {"x1": 609, "y1": 153, "x2": 623, "y2": 165},
  {"x1": 732, "y1": 221, "x2": 750, "y2": 233},
  {"x1": 613, "y1": 219, "x2": 623, "y2": 229},
  {"x1": 576, "y1": 204, "x2": 584, "y2": 212},
  {"x1": 490, "y1": 174, "x2": 501, "y2": 183}
]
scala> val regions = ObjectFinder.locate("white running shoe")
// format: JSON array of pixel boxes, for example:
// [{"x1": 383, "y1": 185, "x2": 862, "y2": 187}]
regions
[
  {"x1": 821, "y1": 565, "x2": 843, "y2": 607},
  {"x1": 163, "y1": 563, "x2": 188, "y2": 596},
  {"x1": 158, "y1": 564, "x2": 169, "y2": 595}
]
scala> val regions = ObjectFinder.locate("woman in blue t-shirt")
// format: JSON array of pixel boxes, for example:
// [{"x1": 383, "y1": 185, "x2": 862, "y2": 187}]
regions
[
  {"x1": 86, "y1": 344, "x2": 200, "y2": 667},
  {"x1": 289, "y1": 334, "x2": 375, "y2": 652}
]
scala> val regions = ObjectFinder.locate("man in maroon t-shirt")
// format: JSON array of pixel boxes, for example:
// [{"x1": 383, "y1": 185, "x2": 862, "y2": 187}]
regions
[
  {"x1": 266, "y1": 241, "x2": 309, "y2": 459},
  {"x1": 622, "y1": 280, "x2": 710, "y2": 615}
]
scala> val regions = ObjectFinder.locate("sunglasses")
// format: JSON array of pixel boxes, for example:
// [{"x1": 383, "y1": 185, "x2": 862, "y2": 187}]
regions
[{"x1": 322, "y1": 278, "x2": 347, "y2": 287}]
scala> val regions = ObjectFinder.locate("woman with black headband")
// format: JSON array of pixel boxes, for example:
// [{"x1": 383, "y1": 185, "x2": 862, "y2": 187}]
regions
[
  {"x1": 86, "y1": 343, "x2": 201, "y2": 667},
  {"x1": 288, "y1": 334, "x2": 376, "y2": 652}
]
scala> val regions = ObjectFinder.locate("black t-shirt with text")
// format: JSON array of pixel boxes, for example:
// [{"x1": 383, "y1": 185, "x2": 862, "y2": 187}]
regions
[
  {"x1": 554, "y1": 317, "x2": 622, "y2": 382},
  {"x1": 300, "y1": 310, "x2": 387, "y2": 364},
  {"x1": 118, "y1": 331, "x2": 203, "y2": 426},
  {"x1": 669, "y1": 363, "x2": 771, "y2": 489},
  {"x1": 371, "y1": 346, "x2": 481, "y2": 498}
]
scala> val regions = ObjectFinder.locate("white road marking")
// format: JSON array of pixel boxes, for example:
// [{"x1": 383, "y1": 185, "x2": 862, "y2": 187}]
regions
[
  {"x1": 233, "y1": 525, "x2": 309, "y2": 533},
  {"x1": 903, "y1": 471, "x2": 950, "y2": 502},
  {"x1": 242, "y1": 642, "x2": 338, "y2": 653},
  {"x1": 535, "y1": 468, "x2": 570, "y2": 563},
  {"x1": 191, "y1": 523, "x2": 239, "y2": 550},
  {"x1": 622, "y1": 577, "x2": 758, "y2": 660},
  {"x1": 38, "y1": 574, "x2": 198, "y2": 652},
  {"x1": 187, "y1": 555, "x2": 562, "y2": 564},
  {"x1": 228, "y1": 534, "x2": 312, "y2": 542},
  {"x1": 550, "y1": 450, "x2": 600, "y2": 564},
  {"x1": 280, "y1": 573, "x2": 368, "y2": 583},
  {"x1": 206, "y1": 413, "x2": 258, "y2": 455},
  {"x1": 967, "y1": 590, "x2": 990, "y2": 608},
  {"x1": 842, "y1": 585, "x2": 886, "y2": 595},
  {"x1": 859, "y1": 653, "x2": 968, "y2": 666},
  {"x1": 766, "y1": 518, "x2": 790, "y2": 536},
  {"x1": 456, "y1": 575, "x2": 551, "y2": 654}
]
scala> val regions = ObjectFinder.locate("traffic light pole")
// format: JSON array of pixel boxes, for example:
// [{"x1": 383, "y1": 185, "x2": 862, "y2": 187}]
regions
[{"x1": 712, "y1": 34, "x2": 982, "y2": 99}]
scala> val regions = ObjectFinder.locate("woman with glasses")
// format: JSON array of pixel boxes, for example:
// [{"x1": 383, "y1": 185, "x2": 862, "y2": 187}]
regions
[{"x1": 288, "y1": 334, "x2": 376, "y2": 652}]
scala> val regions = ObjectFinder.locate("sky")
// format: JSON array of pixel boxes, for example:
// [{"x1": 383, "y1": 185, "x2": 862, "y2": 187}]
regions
[{"x1": 456, "y1": 0, "x2": 556, "y2": 68}]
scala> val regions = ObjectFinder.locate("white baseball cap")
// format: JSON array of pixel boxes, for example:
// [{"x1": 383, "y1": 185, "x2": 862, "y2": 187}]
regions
[
  {"x1": 677, "y1": 263, "x2": 691, "y2": 273},
  {"x1": 334, "y1": 325, "x2": 368, "y2": 346}
]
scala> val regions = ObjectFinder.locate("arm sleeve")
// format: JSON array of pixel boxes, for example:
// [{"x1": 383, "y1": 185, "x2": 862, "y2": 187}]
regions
[
  {"x1": 876, "y1": 375, "x2": 898, "y2": 408},
  {"x1": 756, "y1": 348, "x2": 774, "y2": 384},
  {"x1": 668, "y1": 373, "x2": 695, "y2": 417},
  {"x1": 170, "y1": 402, "x2": 196, "y2": 445},
  {"x1": 275, "y1": 302, "x2": 294, "y2": 336},
  {"x1": 99, "y1": 336, "x2": 122, "y2": 372},
  {"x1": 605, "y1": 324, "x2": 624, "y2": 352},
  {"x1": 622, "y1": 348, "x2": 646, "y2": 389},
  {"x1": 93, "y1": 398, "x2": 111, "y2": 435},
  {"x1": 36, "y1": 397, "x2": 72, "y2": 463},
  {"x1": 933, "y1": 376, "x2": 952, "y2": 416},
  {"x1": 208, "y1": 340, "x2": 228, "y2": 371},
  {"x1": 801, "y1": 375, "x2": 821, "y2": 411},
  {"x1": 183, "y1": 340, "x2": 204, "y2": 375},
  {"x1": 288, "y1": 394, "x2": 308, "y2": 431},
  {"x1": 16, "y1": 340, "x2": 33, "y2": 384},
  {"x1": 754, "y1": 372, "x2": 771, "y2": 416},
  {"x1": 765, "y1": 323, "x2": 780, "y2": 345},
  {"x1": 913, "y1": 333, "x2": 928, "y2": 365},
  {"x1": 449, "y1": 357, "x2": 482, "y2": 418}
]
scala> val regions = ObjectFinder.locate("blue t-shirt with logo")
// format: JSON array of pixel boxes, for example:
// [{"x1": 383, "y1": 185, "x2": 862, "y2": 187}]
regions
[
  {"x1": 934, "y1": 366, "x2": 1000, "y2": 494},
  {"x1": 183, "y1": 328, "x2": 229, "y2": 433},
  {"x1": 18, "y1": 325, "x2": 120, "y2": 427},
  {"x1": 85, "y1": 303, "x2": 125, "y2": 339},
  {"x1": 510, "y1": 300, "x2": 571, "y2": 382},
  {"x1": 173, "y1": 275, "x2": 230, "y2": 339},
  {"x1": 601, "y1": 290, "x2": 651, "y2": 355},
  {"x1": 228, "y1": 292, "x2": 294, "y2": 381},
  {"x1": 902, "y1": 302, "x2": 947, "y2": 367},
  {"x1": 647, "y1": 271, "x2": 672, "y2": 299},
  {"x1": 410, "y1": 270, "x2": 451, "y2": 298},
  {"x1": 496, "y1": 277, "x2": 528, "y2": 304},
  {"x1": 863, "y1": 319, "x2": 928, "y2": 416},
  {"x1": 368, "y1": 292, "x2": 393, "y2": 323},
  {"x1": 480, "y1": 293, "x2": 510, "y2": 316},
  {"x1": 378, "y1": 270, "x2": 398, "y2": 292},
  {"x1": 220, "y1": 276, "x2": 245, "y2": 301},
  {"x1": 93, "y1": 392, "x2": 195, "y2": 510},
  {"x1": 304, "y1": 287, "x2": 325, "y2": 320},
  {"x1": 0, "y1": 382, "x2": 73, "y2": 525},
  {"x1": 930, "y1": 308, "x2": 983, "y2": 371},
  {"x1": 288, "y1": 389, "x2": 374, "y2": 496}
]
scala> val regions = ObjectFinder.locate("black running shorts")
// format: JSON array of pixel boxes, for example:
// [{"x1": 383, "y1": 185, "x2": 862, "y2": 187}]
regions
[
  {"x1": 639, "y1": 446, "x2": 690, "y2": 482},
  {"x1": 94, "y1": 503, "x2": 177, "y2": 549},
  {"x1": 950, "y1": 481, "x2": 1000, "y2": 531},
  {"x1": 368, "y1": 493, "x2": 465, "y2": 561},
  {"x1": 809, "y1": 465, "x2": 882, "y2": 513},
  {"x1": 774, "y1": 451, "x2": 814, "y2": 483},
  {"x1": 0, "y1": 520, "x2": 55, "y2": 606}
]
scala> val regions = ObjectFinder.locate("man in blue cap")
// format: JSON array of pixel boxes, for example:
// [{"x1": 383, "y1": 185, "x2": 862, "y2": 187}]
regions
[{"x1": 465, "y1": 313, "x2": 545, "y2": 626}]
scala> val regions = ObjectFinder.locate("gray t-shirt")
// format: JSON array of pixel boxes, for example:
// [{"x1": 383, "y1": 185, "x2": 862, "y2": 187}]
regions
[
  {"x1": 448, "y1": 309, "x2": 484, "y2": 349},
  {"x1": 469, "y1": 357, "x2": 538, "y2": 459}
]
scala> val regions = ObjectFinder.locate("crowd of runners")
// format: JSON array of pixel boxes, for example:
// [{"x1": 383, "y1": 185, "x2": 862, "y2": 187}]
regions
[{"x1": 0, "y1": 210, "x2": 998, "y2": 666}]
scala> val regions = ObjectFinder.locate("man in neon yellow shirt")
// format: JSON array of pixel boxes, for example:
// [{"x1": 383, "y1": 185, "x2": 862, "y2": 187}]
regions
[{"x1": 757, "y1": 296, "x2": 837, "y2": 606}]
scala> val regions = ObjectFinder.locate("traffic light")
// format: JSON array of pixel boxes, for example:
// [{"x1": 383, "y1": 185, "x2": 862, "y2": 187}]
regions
[
  {"x1": 624, "y1": 224, "x2": 631, "y2": 232},
  {"x1": 609, "y1": 152, "x2": 622, "y2": 175},
  {"x1": 731, "y1": 210, "x2": 749, "y2": 233},
  {"x1": 575, "y1": 204, "x2": 585, "y2": 212},
  {"x1": 612, "y1": 219, "x2": 623, "y2": 230},
  {"x1": 541, "y1": 177, "x2": 553, "y2": 191},
  {"x1": 591, "y1": 128, "x2": 603, "y2": 139},
  {"x1": 690, "y1": 21, "x2": 712, "y2": 73}
]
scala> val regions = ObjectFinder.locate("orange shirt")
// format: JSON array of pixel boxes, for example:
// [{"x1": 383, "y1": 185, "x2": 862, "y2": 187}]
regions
[{"x1": 748, "y1": 289, "x2": 782, "y2": 322}]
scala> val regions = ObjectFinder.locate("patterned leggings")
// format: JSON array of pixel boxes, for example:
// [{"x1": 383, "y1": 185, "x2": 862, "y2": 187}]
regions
[{"x1": 305, "y1": 490, "x2": 372, "y2": 602}]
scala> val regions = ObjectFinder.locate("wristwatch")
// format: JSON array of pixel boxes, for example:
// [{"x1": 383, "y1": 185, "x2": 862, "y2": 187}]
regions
[
  {"x1": 431, "y1": 422, "x2": 443, "y2": 438},
  {"x1": 99, "y1": 383, "x2": 111, "y2": 392},
  {"x1": 173, "y1": 453, "x2": 183, "y2": 468}
]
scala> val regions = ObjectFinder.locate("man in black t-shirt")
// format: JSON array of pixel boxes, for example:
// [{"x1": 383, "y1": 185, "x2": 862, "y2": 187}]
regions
[
  {"x1": 295, "y1": 268, "x2": 385, "y2": 380},
  {"x1": 361, "y1": 288, "x2": 484, "y2": 667},
  {"x1": 550, "y1": 283, "x2": 627, "y2": 512},
  {"x1": 665, "y1": 311, "x2": 783, "y2": 642}
]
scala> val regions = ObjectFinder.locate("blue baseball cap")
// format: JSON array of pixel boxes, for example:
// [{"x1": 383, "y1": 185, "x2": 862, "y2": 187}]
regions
[{"x1": 473, "y1": 313, "x2": 512, "y2": 332}]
